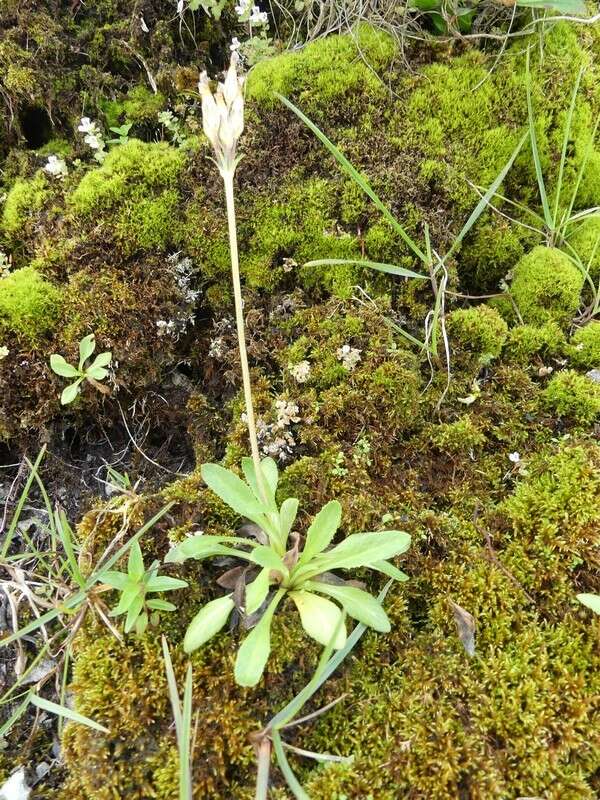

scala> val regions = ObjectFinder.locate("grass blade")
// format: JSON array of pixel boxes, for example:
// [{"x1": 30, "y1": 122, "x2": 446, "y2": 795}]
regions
[
  {"x1": 0, "y1": 692, "x2": 31, "y2": 737},
  {"x1": 446, "y1": 129, "x2": 529, "y2": 259},
  {"x1": 277, "y1": 93, "x2": 428, "y2": 265},
  {"x1": 30, "y1": 693, "x2": 109, "y2": 733},
  {"x1": 272, "y1": 729, "x2": 310, "y2": 800},
  {"x1": 304, "y1": 258, "x2": 427, "y2": 280},
  {"x1": 1, "y1": 446, "x2": 47, "y2": 558},
  {"x1": 554, "y1": 64, "x2": 584, "y2": 224},
  {"x1": 526, "y1": 49, "x2": 553, "y2": 230},
  {"x1": 180, "y1": 664, "x2": 193, "y2": 800}
]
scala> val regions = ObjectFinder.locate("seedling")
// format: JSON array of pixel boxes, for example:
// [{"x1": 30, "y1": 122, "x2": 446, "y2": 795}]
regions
[
  {"x1": 102, "y1": 541, "x2": 188, "y2": 635},
  {"x1": 166, "y1": 457, "x2": 410, "y2": 687},
  {"x1": 107, "y1": 122, "x2": 132, "y2": 145},
  {"x1": 50, "y1": 333, "x2": 112, "y2": 405}
]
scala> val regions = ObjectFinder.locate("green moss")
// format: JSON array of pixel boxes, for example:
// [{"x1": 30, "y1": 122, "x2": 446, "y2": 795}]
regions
[
  {"x1": 446, "y1": 304, "x2": 508, "y2": 365},
  {"x1": 247, "y1": 24, "x2": 395, "y2": 112},
  {"x1": 69, "y1": 140, "x2": 185, "y2": 253},
  {"x1": 1, "y1": 173, "x2": 49, "y2": 237},
  {"x1": 567, "y1": 216, "x2": 600, "y2": 279},
  {"x1": 575, "y1": 150, "x2": 600, "y2": 210},
  {"x1": 569, "y1": 322, "x2": 600, "y2": 369},
  {"x1": 510, "y1": 246, "x2": 584, "y2": 327},
  {"x1": 101, "y1": 85, "x2": 167, "y2": 129},
  {"x1": 0, "y1": 266, "x2": 62, "y2": 341},
  {"x1": 503, "y1": 321, "x2": 566, "y2": 365},
  {"x1": 543, "y1": 369, "x2": 600, "y2": 424},
  {"x1": 430, "y1": 415, "x2": 486, "y2": 454}
]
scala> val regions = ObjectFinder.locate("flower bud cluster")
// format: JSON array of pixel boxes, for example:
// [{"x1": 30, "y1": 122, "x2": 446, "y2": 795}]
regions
[{"x1": 198, "y1": 55, "x2": 245, "y2": 176}]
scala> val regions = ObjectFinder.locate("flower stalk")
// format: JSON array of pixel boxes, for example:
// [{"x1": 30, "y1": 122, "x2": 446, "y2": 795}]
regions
[{"x1": 199, "y1": 56, "x2": 268, "y2": 504}]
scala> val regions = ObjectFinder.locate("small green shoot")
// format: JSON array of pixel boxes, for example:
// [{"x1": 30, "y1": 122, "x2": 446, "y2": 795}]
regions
[
  {"x1": 102, "y1": 542, "x2": 188, "y2": 635},
  {"x1": 50, "y1": 333, "x2": 112, "y2": 405}
]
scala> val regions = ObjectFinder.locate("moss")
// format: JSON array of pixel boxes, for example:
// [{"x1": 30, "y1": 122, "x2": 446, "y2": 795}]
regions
[
  {"x1": 503, "y1": 321, "x2": 566, "y2": 365},
  {"x1": 567, "y1": 215, "x2": 600, "y2": 279},
  {"x1": 430, "y1": 415, "x2": 486, "y2": 454},
  {"x1": 446, "y1": 304, "x2": 508, "y2": 366},
  {"x1": 510, "y1": 246, "x2": 584, "y2": 327},
  {"x1": 543, "y1": 369, "x2": 600, "y2": 424},
  {"x1": 101, "y1": 85, "x2": 167, "y2": 130},
  {"x1": 569, "y1": 322, "x2": 600, "y2": 369},
  {"x1": 247, "y1": 24, "x2": 395, "y2": 112},
  {"x1": 575, "y1": 149, "x2": 600, "y2": 210},
  {"x1": 1, "y1": 173, "x2": 49, "y2": 237},
  {"x1": 0, "y1": 266, "x2": 62, "y2": 341}
]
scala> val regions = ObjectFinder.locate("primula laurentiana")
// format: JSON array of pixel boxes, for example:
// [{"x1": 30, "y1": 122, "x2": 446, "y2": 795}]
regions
[
  {"x1": 44, "y1": 155, "x2": 68, "y2": 179},
  {"x1": 198, "y1": 55, "x2": 244, "y2": 176}
]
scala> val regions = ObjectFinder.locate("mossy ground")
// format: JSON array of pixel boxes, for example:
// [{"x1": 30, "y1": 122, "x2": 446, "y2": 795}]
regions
[{"x1": 1, "y1": 10, "x2": 600, "y2": 800}]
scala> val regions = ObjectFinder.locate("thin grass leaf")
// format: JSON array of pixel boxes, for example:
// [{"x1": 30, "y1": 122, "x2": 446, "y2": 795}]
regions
[
  {"x1": 162, "y1": 637, "x2": 183, "y2": 739},
  {"x1": 55, "y1": 509, "x2": 85, "y2": 588},
  {"x1": 526, "y1": 49, "x2": 553, "y2": 230},
  {"x1": 554, "y1": 64, "x2": 584, "y2": 224},
  {"x1": 1, "y1": 446, "x2": 47, "y2": 558},
  {"x1": 0, "y1": 692, "x2": 31, "y2": 737},
  {"x1": 30, "y1": 693, "x2": 109, "y2": 733},
  {"x1": 304, "y1": 258, "x2": 427, "y2": 280},
  {"x1": 277, "y1": 93, "x2": 427, "y2": 264},
  {"x1": 180, "y1": 664, "x2": 193, "y2": 800},
  {"x1": 447, "y1": 130, "x2": 529, "y2": 259},
  {"x1": 272, "y1": 729, "x2": 310, "y2": 800}
]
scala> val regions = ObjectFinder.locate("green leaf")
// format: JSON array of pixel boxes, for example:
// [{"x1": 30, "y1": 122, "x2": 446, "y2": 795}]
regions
[
  {"x1": 89, "y1": 351, "x2": 112, "y2": 369},
  {"x1": 201, "y1": 463, "x2": 267, "y2": 520},
  {"x1": 368, "y1": 560, "x2": 410, "y2": 582},
  {"x1": 50, "y1": 354, "x2": 80, "y2": 378},
  {"x1": 279, "y1": 497, "x2": 299, "y2": 545},
  {"x1": 250, "y1": 545, "x2": 287, "y2": 575},
  {"x1": 290, "y1": 590, "x2": 346, "y2": 649},
  {"x1": 234, "y1": 591, "x2": 284, "y2": 686},
  {"x1": 184, "y1": 595, "x2": 235, "y2": 652},
  {"x1": 30, "y1": 693, "x2": 109, "y2": 733},
  {"x1": 127, "y1": 541, "x2": 145, "y2": 581},
  {"x1": 146, "y1": 575, "x2": 188, "y2": 592},
  {"x1": 245, "y1": 568, "x2": 271, "y2": 615},
  {"x1": 307, "y1": 582, "x2": 390, "y2": 632},
  {"x1": 242, "y1": 457, "x2": 278, "y2": 503},
  {"x1": 311, "y1": 531, "x2": 411, "y2": 573},
  {"x1": 86, "y1": 365, "x2": 109, "y2": 381},
  {"x1": 110, "y1": 582, "x2": 140, "y2": 616},
  {"x1": 304, "y1": 258, "x2": 427, "y2": 280},
  {"x1": 164, "y1": 534, "x2": 250, "y2": 564},
  {"x1": 61, "y1": 380, "x2": 82, "y2": 405},
  {"x1": 300, "y1": 500, "x2": 342, "y2": 565},
  {"x1": 135, "y1": 611, "x2": 149, "y2": 635},
  {"x1": 100, "y1": 570, "x2": 130, "y2": 591},
  {"x1": 146, "y1": 598, "x2": 177, "y2": 611},
  {"x1": 577, "y1": 593, "x2": 600, "y2": 614},
  {"x1": 78, "y1": 334, "x2": 96, "y2": 370},
  {"x1": 526, "y1": 50, "x2": 553, "y2": 230},
  {"x1": 55, "y1": 508, "x2": 84, "y2": 588},
  {"x1": 516, "y1": 0, "x2": 587, "y2": 12},
  {"x1": 125, "y1": 594, "x2": 145, "y2": 632}
]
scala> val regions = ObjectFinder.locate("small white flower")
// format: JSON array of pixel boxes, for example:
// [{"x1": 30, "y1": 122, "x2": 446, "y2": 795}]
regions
[
  {"x1": 235, "y1": 0, "x2": 251, "y2": 14},
  {"x1": 0, "y1": 346, "x2": 9, "y2": 360},
  {"x1": 177, "y1": 0, "x2": 184, "y2": 12},
  {"x1": 275, "y1": 399, "x2": 300, "y2": 428},
  {"x1": 508, "y1": 452, "x2": 520, "y2": 464},
  {"x1": 84, "y1": 133, "x2": 102, "y2": 150},
  {"x1": 249, "y1": 4, "x2": 268, "y2": 23},
  {"x1": 44, "y1": 155, "x2": 68, "y2": 178},
  {"x1": 78, "y1": 117, "x2": 95, "y2": 134},
  {"x1": 337, "y1": 344, "x2": 362, "y2": 371},
  {"x1": 289, "y1": 360, "x2": 311, "y2": 383},
  {"x1": 230, "y1": 37, "x2": 241, "y2": 51}
]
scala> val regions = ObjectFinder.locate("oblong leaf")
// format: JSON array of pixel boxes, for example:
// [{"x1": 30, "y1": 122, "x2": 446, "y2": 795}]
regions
[
  {"x1": 89, "y1": 351, "x2": 112, "y2": 369},
  {"x1": 307, "y1": 582, "x2": 390, "y2": 632},
  {"x1": 78, "y1": 334, "x2": 96, "y2": 369},
  {"x1": 86, "y1": 366, "x2": 109, "y2": 381},
  {"x1": 312, "y1": 531, "x2": 411, "y2": 572},
  {"x1": 300, "y1": 500, "x2": 342, "y2": 564},
  {"x1": 250, "y1": 545, "x2": 287, "y2": 576},
  {"x1": 127, "y1": 541, "x2": 145, "y2": 581},
  {"x1": 245, "y1": 568, "x2": 271, "y2": 615},
  {"x1": 290, "y1": 590, "x2": 346, "y2": 649},
  {"x1": 124, "y1": 594, "x2": 145, "y2": 632},
  {"x1": 234, "y1": 591, "x2": 283, "y2": 686},
  {"x1": 100, "y1": 570, "x2": 129, "y2": 591},
  {"x1": 164, "y1": 534, "x2": 249, "y2": 564},
  {"x1": 201, "y1": 463, "x2": 266, "y2": 519},
  {"x1": 146, "y1": 575, "x2": 188, "y2": 592},
  {"x1": 61, "y1": 381, "x2": 82, "y2": 405},
  {"x1": 368, "y1": 560, "x2": 410, "y2": 582},
  {"x1": 279, "y1": 497, "x2": 299, "y2": 546},
  {"x1": 50, "y1": 354, "x2": 80, "y2": 378},
  {"x1": 184, "y1": 595, "x2": 235, "y2": 652},
  {"x1": 577, "y1": 593, "x2": 600, "y2": 614},
  {"x1": 242, "y1": 457, "x2": 278, "y2": 504},
  {"x1": 146, "y1": 598, "x2": 177, "y2": 612}
]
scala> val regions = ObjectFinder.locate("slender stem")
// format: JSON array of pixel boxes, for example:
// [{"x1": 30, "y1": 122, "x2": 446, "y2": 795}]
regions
[{"x1": 223, "y1": 170, "x2": 268, "y2": 504}]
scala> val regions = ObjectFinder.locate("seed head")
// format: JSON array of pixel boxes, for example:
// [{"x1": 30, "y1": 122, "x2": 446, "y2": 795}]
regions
[{"x1": 199, "y1": 54, "x2": 245, "y2": 175}]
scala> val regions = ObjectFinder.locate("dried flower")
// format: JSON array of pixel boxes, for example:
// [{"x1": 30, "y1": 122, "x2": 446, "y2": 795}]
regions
[
  {"x1": 289, "y1": 360, "x2": 311, "y2": 383},
  {"x1": 198, "y1": 55, "x2": 245, "y2": 176},
  {"x1": 275, "y1": 399, "x2": 300, "y2": 428},
  {"x1": 337, "y1": 344, "x2": 362, "y2": 371}
]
